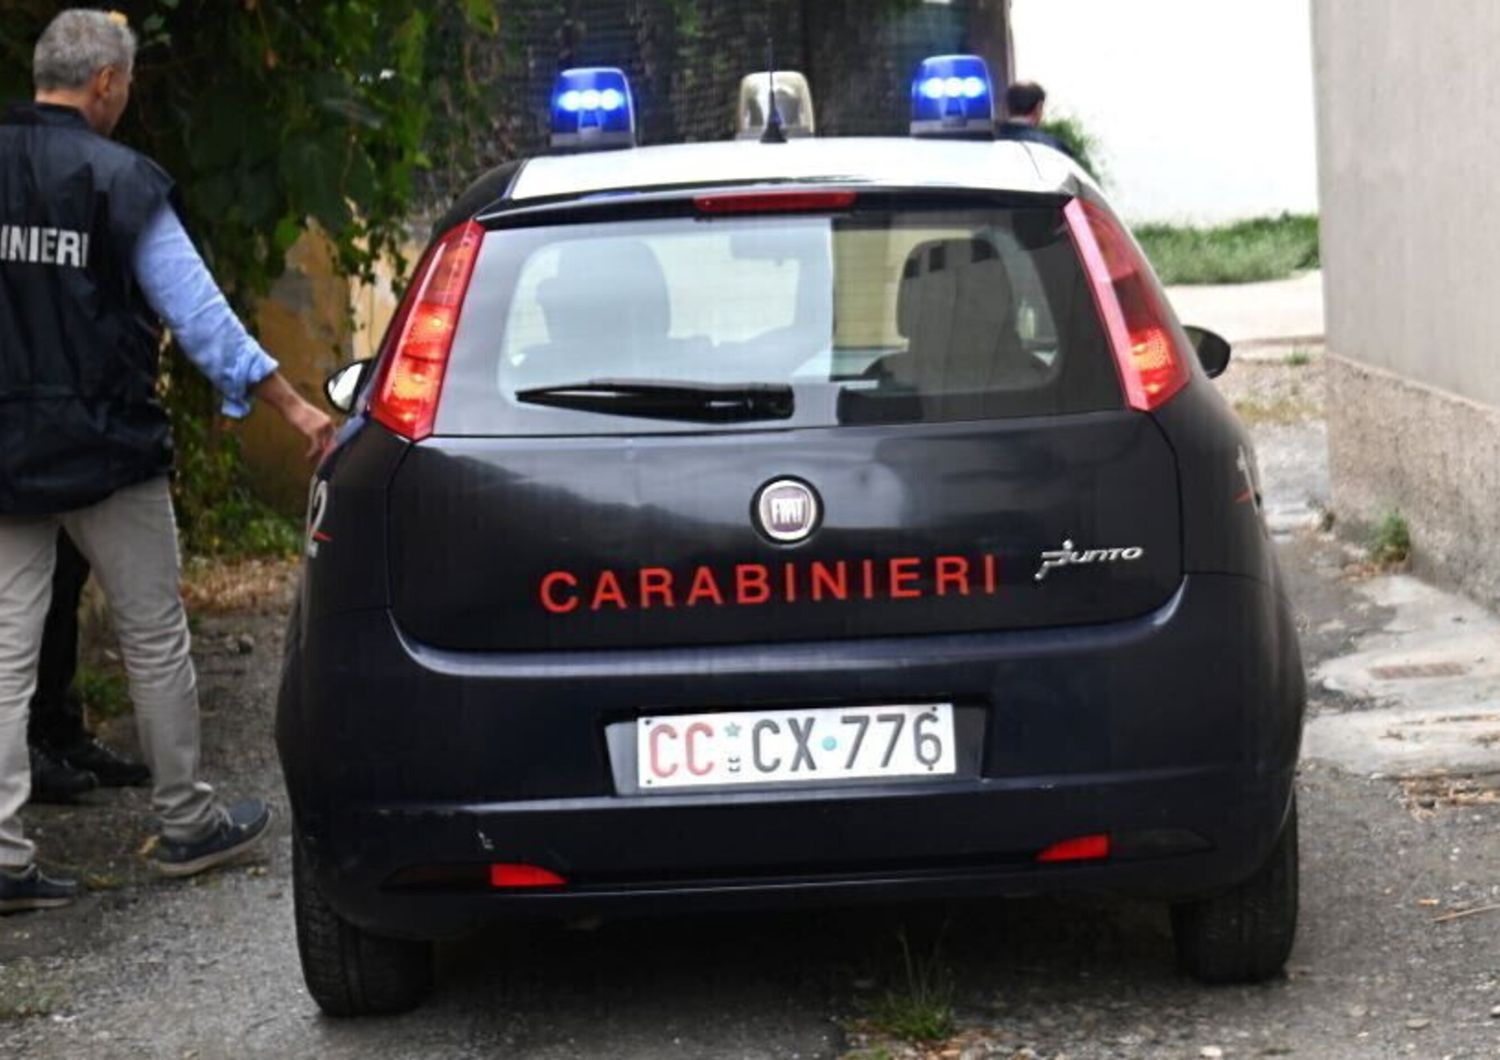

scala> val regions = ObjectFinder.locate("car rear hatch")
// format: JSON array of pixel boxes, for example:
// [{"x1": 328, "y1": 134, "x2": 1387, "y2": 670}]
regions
[{"x1": 375, "y1": 188, "x2": 1187, "y2": 652}]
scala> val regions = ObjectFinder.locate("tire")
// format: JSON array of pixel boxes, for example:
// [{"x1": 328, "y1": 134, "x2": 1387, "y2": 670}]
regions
[
  {"x1": 292, "y1": 839, "x2": 434, "y2": 1016},
  {"x1": 1170, "y1": 796, "x2": 1299, "y2": 984}
]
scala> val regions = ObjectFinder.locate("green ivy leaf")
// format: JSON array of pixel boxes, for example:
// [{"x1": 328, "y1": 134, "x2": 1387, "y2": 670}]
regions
[
  {"x1": 279, "y1": 132, "x2": 353, "y2": 235},
  {"x1": 461, "y1": 0, "x2": 500, "y2": 33},
  {"x1": 235, "y1": 165, "x2": 281, "y2": 228},
  {"x1": 272, "y1": 215, "x2": 303, "y2": 255}
]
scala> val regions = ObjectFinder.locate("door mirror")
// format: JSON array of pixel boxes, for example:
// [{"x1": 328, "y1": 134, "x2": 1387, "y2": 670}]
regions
[
  {"x1": 1183, "y1": 325, "x2": 1231, "y2": 379},
  {"x1": 325, "y1": 359, "x2": 375, "y2": 414}
]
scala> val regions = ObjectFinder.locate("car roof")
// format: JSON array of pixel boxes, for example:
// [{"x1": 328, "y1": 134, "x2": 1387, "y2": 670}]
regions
[{"x1": 507, "y1": 137, "x2": 1085, "y2": 203}]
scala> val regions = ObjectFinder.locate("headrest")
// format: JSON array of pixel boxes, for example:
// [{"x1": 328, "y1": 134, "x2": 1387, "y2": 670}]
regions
[
  {"x1": 537, "y1": 239, "x2": 671, "y2": 345},
  {"x1": 895, "y1": 237, "x2": 1010, "y2": 338}
]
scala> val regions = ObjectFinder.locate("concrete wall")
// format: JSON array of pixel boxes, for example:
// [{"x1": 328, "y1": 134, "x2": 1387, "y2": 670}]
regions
[
  {"x1": 1312, "y1": 0, "x2": 1500, "y2": 606},
  {"x1": 1010, "y1": 0, "x2": 1319, "y2": 223},
  {"x1": 1313, "y1": 0, "x2": 1500, "y2": 408}
]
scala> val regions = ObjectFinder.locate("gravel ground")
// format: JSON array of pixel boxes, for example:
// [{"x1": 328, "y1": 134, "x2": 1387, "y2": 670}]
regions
[{"x1": 5, "y1": 354, "x2": 1500, "y2": 1059}]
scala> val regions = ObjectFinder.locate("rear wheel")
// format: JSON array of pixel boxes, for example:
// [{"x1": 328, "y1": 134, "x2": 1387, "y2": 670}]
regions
[
  {"x1": 292, "y1": 839, "x2": 434, "y2": 1016},
  {"x1": 1170, "y1": 796, "x2": 1299, "y2": 984}
]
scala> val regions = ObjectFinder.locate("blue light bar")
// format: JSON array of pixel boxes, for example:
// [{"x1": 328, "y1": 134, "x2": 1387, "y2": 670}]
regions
[
  {"x1": 551, "y1": 67, "x2": 636, "y2": 151},
  {"x1": 910, "y1": 54, "x2": 994, "y2": 139}
]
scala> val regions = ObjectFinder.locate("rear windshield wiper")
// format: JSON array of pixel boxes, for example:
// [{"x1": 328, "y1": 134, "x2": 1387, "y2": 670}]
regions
[{"x1": 514, "y1": 379, "x2": 795, "y2": 423}]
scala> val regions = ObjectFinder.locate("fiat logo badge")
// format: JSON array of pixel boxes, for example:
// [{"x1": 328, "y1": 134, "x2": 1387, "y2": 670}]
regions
[{"x1": 754, "y1": 479, "x2": 820, "y2": 543}]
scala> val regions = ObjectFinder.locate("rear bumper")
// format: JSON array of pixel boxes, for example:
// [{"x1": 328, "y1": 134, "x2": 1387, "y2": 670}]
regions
[
  {"x1": 299, "y1": 766, "x2": 1291, "y2": 940},
  {"x1": 278, "y1": 574, "x2": 1303, "y2": 939}
]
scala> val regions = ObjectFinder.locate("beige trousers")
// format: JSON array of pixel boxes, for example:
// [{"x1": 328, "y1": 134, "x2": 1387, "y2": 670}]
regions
[{"x1": 0, "y1": 476, "x2": 220, "y2": 869}]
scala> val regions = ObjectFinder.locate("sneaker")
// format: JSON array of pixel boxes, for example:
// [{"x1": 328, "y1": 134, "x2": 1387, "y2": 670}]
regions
[
  {"x1": 54, "y1": 736, "x2": 150, "y2": 788},
  {"x1": 29, "y1": 746, "x2": 98, "y2": 804},
  {"x1": 150, "y1": 799, "x2": 272, "y2": 879},
  {"x1": 0, "y1": 864, "x2": 79, "y2": 913}
]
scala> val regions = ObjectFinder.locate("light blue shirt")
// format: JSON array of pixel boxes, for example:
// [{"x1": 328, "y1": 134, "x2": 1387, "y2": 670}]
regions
[{"x1": 131, "y1": 206, "x2": 279, "y2": 418}]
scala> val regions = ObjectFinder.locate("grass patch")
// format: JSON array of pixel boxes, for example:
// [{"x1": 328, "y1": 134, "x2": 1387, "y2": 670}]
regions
[
  {"x1": 867, "y1": 929, "x2": 955, "y2": 1044},
  {"x1": 1232, "y1": 392, "x2": 1320, "y2": 425},
  {"x1": 1370, "y1": 510, "x2": 1412, "y2": 567},
  {"x1": 162, "y1": 350, "x2": 303, "y2": 562},
  {"x1": 180, "y1": 554, "x2": 300, "y2": 614},
  {"x1": 1040, "y1": 114, "x2": 1103, "y2": 183},
  {"x1": 1134, "y1": 213, "x2": 1319, "y2": 285},
  {"x1": 76, "y1": 662, "x2": 130, "y2": 722},
  {"x1": 0, "y1": 961, "x2": 65, "y2": 1021},
  {"x1": 1284, "y1": 348, "x2": 1313, "y2": 367}
]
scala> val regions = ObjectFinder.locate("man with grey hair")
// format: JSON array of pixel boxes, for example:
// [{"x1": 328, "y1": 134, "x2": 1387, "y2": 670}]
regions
[{"x1": 0, "y1": 9, "x2": 336, "y2": 911}]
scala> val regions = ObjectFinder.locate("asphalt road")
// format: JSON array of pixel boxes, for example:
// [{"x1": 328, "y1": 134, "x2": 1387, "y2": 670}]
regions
[{"x1": 4, "y1": 357, "x2": 1500, "y2": 1058}]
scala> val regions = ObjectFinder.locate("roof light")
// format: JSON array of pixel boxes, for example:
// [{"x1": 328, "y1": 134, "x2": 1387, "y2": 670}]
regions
[
  {"x1": 368, "y1": 221, "x2": 484, "y2": 441},
  {"x1": 551, "y1": 67, "x2": 636, "y2": 151},
  {"x1": 1064, "y1": 198, "x2": 1193, "y2": 411},
  {"x1": 736, "y1": 71, "x2": 816, "y2": 140},
  {"x1": 910, "y1": 54, "x2": 994, "y2": 139}
]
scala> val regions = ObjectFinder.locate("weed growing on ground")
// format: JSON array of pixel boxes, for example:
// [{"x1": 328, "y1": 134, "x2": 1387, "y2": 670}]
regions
[
  {"x1": 1370, "y1": 510, "x2": 1412, "y2": 567},
  {"x1": 180, "y1": 554, "x2": 300, "y2": 615},
  {"x1": 868, "y1": 928, "x2": 956, "y2": 1043},
  {"x1": 1232, "y1": 394, "x2": 1320, "y2": 425},
  {"x1": 1284, "y1": 349, "x2": 1313, "y2": 367},
  {"x1": 76, "y1": 662, "x2": 130, "y2": 721},
  {"x1": 0, "y1": 961, "x2": 64, "y2": 1021},
  {"x1": 1134, "y1": 213, "x2": 1319, "y2": 285}
]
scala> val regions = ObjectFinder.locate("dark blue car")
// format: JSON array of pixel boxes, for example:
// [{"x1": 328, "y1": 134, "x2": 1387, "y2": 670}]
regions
[{"x1": 278, "y1": 103, "x2": 1304, "y2": 1015}]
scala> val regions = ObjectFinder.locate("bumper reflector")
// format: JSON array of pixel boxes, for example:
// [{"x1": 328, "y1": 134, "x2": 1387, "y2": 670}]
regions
[
  {"x1": 489, "y1": 863, "x2": 567, "y2": 889},
  {"x1": 1036, "y1": 834, "x2": 1111, "y2": 864}
]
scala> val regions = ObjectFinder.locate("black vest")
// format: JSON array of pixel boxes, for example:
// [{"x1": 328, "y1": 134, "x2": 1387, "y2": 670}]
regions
[{"x1": 0, "y1": 102, "x2": 177, "y2": 515}]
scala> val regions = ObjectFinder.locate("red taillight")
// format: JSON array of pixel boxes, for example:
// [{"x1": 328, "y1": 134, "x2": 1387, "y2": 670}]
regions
[
  {"x1": 1036, "y1": 833, "x2": 1111, "y2": 864},
  {"x1": 369, "y1": 220, "x2": 485, "y2": 441},
  {"x1": 488, "y1": 863, "x2": 567, "y2": 889},
  {"x1": 1064, "y1": 198, "x2": 1191, "y2": 411},
  {"x1": 694, "y1": 190, "x2": 858, "y2": 215}
]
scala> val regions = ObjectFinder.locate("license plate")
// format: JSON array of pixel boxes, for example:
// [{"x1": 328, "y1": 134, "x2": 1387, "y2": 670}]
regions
[{"x1": 637, "y1": 704, "x2": 956, "y2": 791}]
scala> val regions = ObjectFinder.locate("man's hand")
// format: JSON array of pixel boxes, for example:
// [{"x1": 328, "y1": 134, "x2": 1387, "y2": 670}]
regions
[
  {"x1": 285, "y1": 400, "x2": 337, "y2": 462},
  {"x1": 255, "y1": 372, "x2": 337, "y2": 463}
]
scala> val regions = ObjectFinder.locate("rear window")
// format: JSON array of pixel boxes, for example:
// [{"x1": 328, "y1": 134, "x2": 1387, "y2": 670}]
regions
[{"x1": 436, "y1": 202, "x2": 1120, "y2": 435}]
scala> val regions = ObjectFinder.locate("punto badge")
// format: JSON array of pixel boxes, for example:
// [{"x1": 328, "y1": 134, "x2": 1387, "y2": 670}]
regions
[{"x1": 1035, "y1": 538, "x2": 1145, "y2": 581}]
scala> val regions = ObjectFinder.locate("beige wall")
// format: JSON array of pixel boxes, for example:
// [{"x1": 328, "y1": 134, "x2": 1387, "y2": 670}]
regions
[
  {"x1": 241, "y1": 231, "x2": 352, "y2": 515},
  {"x1": 238, "y1": 232, "x2": 418, "y2": 515},
  {"x1": 1313, "y1": 0, "x2": 1500, "y2": 408}
]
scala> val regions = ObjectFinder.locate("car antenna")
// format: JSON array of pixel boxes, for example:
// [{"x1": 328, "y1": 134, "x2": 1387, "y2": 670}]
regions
[{"x1": 761, "y1": 34, "x2": 787, "y2": 144}]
